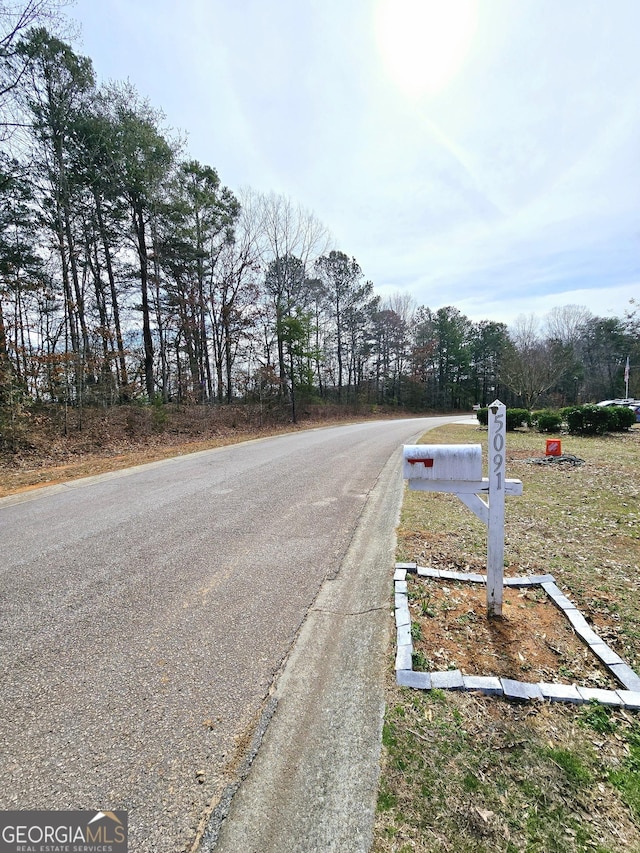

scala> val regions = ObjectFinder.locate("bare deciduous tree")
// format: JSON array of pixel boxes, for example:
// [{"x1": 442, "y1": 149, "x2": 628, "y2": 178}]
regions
[
  {"x1": 544, "y1": 304, "x2": 592, "y2": 344},
  {"x1": 501, "y1": 314, "x2": 574, "y2": 409}
]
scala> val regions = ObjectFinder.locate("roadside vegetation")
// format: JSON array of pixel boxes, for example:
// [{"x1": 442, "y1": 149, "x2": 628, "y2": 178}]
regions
[
  {"x1": 374, "y1": 421, "x2": 640, "y2": 853},
  {"x1": 476, "y1": 405, "x2": 637, "y2": 435},
  {"x1": 0, "y1": 400, "x2": 382, "y2": 497}
]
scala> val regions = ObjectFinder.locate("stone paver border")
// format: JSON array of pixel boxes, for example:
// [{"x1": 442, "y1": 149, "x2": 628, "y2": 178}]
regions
[{"x1": 394, "y1": 562, "x2": 640, "y2": 709}]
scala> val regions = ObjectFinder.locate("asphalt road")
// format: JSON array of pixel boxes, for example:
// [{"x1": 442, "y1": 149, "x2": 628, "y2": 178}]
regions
[{"x1": 0, "y1": 417, "x2": 458, "y2": 852}]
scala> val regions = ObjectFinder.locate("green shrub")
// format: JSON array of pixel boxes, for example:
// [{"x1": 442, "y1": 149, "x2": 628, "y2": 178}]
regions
[
  {"x1": 151, "y1": 394, "x2": 168, "y2": 432},
  {"x1": 533, "y1": 410, "x2": 563, "y2": 433},
  {"x1": 477, "y1": 407, "x2": 533, "y2": 429},
  {"x1": 607, "y1": 405, "x2": 636, "y2": 431},
  {"x1": 565, "y1": 404, "x2": 610, "y2": 435},
  {"x1": 506, "y1": 408, "x2": 531, "y2": 430}
]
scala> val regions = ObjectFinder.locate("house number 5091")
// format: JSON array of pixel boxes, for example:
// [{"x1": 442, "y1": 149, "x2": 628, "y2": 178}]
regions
[{"x1": 492, "y1": 410, "x2": 504, "y2": 491}]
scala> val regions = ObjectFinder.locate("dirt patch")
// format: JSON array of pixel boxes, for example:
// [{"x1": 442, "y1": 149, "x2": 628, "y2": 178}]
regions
[{"x1": 409, "y1": 569, "x2": 620, "y2": 689}]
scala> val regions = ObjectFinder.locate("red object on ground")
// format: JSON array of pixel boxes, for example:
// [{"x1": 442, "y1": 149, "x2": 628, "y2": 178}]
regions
[{"x1": 546, "y1": 439, "x2": 562, "y2": 457}]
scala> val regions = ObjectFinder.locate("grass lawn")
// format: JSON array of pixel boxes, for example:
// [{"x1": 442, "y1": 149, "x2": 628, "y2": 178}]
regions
[{"x1": 374, "y1": 422, "x2": 640, "y2": 853}]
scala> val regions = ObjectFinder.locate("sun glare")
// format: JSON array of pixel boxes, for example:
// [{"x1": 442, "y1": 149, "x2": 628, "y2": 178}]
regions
[{"x1": 375, "y1": 0, "x2": 478, "y2": 97}]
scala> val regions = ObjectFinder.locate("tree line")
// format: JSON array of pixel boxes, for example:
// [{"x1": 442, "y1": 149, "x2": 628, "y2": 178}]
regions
[{"x1": 0, "y1": 15, "x2": 638, "y2": 424}]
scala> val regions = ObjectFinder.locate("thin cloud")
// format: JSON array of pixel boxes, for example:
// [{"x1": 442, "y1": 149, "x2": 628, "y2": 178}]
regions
[{"x1": 70, "y1": 0, "x2": 640, "y2": 325}]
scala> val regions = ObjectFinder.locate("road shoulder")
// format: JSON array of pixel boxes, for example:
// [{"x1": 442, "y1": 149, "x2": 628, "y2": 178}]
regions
[{"x1": 202, "y1": 448, "x2": 404, "y2": 853}]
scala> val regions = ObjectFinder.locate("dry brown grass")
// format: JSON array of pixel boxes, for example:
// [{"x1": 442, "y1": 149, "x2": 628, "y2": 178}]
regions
[{"x1": 0, "y1": 401, "x2": 378, "y2": 498}]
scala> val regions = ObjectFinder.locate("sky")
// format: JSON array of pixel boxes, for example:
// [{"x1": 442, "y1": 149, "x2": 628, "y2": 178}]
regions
[{"x1": 67, "y1": 0, "x2": 640, "y2": 327}]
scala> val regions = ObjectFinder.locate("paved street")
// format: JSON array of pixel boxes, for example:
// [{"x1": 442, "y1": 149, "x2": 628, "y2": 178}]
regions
[{"x1": 0, "y1": 418, "x2": 456, "y2": 851}]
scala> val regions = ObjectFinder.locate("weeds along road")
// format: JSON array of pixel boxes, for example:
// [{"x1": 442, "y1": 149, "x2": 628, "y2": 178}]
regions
[{"x1": 0, "y1": 417, "x2": 460, "y2": 852}]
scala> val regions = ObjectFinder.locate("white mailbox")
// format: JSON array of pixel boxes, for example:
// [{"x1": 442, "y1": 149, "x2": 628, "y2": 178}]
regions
[
  {"x1": 401, "y1": 401, "x2": 523, "y2": 617},
  {"x1": 402, "y1": 444, "x2": 482, "y2": 482}
]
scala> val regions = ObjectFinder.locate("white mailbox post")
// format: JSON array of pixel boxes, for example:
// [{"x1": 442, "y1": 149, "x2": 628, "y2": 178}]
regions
[{"x1": 403, "y1": 400, "x2": 521, "y2": 617}]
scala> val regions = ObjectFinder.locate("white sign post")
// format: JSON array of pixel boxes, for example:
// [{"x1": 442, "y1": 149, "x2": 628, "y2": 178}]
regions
[{"x1": 487, "y1": 400, "x2": 506, "y2": 617}]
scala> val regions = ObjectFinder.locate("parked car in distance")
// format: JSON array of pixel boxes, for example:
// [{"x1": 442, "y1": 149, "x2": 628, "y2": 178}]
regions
[{"x1": 596, "y1": 399, "x2": 640, "y2": 422}]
